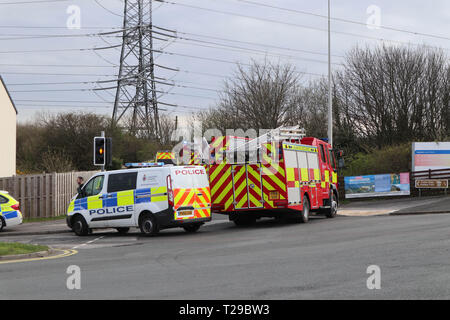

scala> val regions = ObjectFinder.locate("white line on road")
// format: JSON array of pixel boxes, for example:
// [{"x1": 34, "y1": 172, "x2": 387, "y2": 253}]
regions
[{"x1": 72, "y1": 236, "x2": 105, "y2": 250}]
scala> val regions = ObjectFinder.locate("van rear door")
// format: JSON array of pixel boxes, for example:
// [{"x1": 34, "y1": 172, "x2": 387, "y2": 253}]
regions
[{"x1": 170, "y1": 166, "x2": 211, "y2": 221}]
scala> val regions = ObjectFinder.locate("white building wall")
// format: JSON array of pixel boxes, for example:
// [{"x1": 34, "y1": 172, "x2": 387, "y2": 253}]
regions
[{"x1": 0, "y1": 78, "x2": 17, "y2": 178}]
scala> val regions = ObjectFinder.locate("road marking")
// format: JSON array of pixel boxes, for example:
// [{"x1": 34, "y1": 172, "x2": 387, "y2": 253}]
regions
[
  {"x1": 0, "y1": 249, "x2": 78, "y2": 265},
  {"x1": 72, "y1": 236, "x2": 105, "y2": 249}
]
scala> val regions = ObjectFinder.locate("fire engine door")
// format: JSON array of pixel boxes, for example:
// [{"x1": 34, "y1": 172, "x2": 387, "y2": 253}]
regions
[{"x1": 232, "y1": 164, "x2": 264, "y2": 209}]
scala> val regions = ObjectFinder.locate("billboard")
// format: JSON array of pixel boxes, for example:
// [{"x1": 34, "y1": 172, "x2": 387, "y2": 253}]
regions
[
  {"x1": 344, "y1": 173, "x2": 410, "y2": 199},
  {"x1": 412, "y1": 142, "x2": 450, "y2": 172}
]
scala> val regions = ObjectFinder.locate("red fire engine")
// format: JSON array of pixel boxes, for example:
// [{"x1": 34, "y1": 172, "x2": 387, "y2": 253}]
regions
[{"x1": 209, "y1": 127, "x2": 340, "y2": 225}]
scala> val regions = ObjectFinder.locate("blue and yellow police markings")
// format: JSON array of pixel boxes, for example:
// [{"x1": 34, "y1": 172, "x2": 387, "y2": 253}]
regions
[
  {"x1": 0, "y1": 203, "x2": 20, "y2": 222},
  {"x1": 68, "y1": 187, "x2": 168, "y2": 215}
]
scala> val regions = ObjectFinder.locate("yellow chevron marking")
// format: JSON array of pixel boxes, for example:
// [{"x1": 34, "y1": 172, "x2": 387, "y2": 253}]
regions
[{"x1": 210, "y1": 163, "x2": 227, "y2": 186}]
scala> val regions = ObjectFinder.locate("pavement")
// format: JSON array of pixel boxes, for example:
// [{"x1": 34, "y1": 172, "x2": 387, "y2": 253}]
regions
[
  {"x1": 339, "y1": 195, "x2": 450, "y2": 216},
  {"x1": 1, "y1": 212, "x2": 450, "y2": 299},
  {"x1": 0, "y1": 219, "x2": 70, "y2": 237}
]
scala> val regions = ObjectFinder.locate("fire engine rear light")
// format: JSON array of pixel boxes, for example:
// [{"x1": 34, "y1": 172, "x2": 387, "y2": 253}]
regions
[
  {"x1": 12, "y1": 203, "x2": 20, "y2": 211},
  {"x1": 273, "y1": 199, "x2": 288, "y2": 208}
]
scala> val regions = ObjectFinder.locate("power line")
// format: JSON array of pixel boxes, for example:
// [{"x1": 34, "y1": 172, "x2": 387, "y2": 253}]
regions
[
  {"x1": 150, "y1": 48, "x2": 326, "y2": 77},
  {"x1": 234, "y1": 0, "x2": 450, "y2": 41},
  {"x1": 15, "y1": 99, "x2": 207, "y2": 112},
  {"x1": 176, "y1": 29, "x2": 343, "y2": 58},
  {"x1": 10, "y1": 87, "x2": 219, "y2": 101},
  {"x1": 154, "y1": 0, "x2": 449, "y2": 51},
  {"x1": 0, "y1": 0, "x2": 67, "y2": 5}
]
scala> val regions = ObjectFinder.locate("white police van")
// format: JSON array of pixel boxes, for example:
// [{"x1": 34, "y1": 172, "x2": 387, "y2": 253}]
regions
[{"x1": 66, "y1": 163, "x2": 211, "y2": 236}]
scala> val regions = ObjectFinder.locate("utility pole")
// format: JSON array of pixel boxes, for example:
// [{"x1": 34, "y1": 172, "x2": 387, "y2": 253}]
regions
[
  {"x1": 112, "y1": 0, "x2": 159, "y2": 138},
  {"x1": 327, "y1": 0, "x2": 333, "y2": 147}
]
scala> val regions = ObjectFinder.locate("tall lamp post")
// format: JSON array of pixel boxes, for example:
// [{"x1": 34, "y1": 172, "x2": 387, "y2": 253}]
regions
[{"x1": 327, "y1": 0, "x2": 333, "y2": 147}]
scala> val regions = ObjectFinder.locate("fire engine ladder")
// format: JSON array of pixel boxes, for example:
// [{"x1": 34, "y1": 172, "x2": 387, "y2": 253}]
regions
[{"x1": 232, "y1": 126, "x2": 306, "y2": 154}]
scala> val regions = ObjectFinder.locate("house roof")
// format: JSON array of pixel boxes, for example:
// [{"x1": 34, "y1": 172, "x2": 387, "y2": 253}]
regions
[{"x1": 0, "y1": 75, "x2": 18, "y2": 115}]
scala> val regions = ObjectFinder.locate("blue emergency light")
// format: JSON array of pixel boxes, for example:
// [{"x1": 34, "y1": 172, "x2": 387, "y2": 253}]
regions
[{"x1": 124, "y1": 162, "x2": 165, "y2": 168}]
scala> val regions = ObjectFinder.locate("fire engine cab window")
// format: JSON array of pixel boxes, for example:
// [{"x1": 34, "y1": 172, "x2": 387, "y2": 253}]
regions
[
  {"x1": 328, "y1": 149, "x2": 336, "y2": 170},
  {"x1": 108, "y1": 172, "x2": 137, "y2": 193},
  {"x1": 319, "y1": 145, "x2": 327, "y2": 163}
]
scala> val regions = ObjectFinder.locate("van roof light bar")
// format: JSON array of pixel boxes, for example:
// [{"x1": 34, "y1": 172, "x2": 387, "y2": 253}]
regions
[{"x1": 124, "y1": 162, "x2": 165, "y2": 168}]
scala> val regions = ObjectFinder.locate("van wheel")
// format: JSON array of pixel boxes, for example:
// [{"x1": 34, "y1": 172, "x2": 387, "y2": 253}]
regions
[
  {"x1": 72, "y1": 216, "x2": 89, "y2": 236},
  {"x1": 116, "y1": 227, "x2": 130, "y2": 234},
  {"x1": 325, "y1": 193, "x2": 338, "y2": 218},
  {"x1": 183, "y1": 223, "x2": 201, "y2": 233},
  {"x1": 299, "y1": 197, "x2": 310, "y2": 223},
  {"x1": 139, "y1": 213, "x2": 158, "y2": 236},
  {"x1": 0, "y1": 217, "x2": 5, "y2": 232}
]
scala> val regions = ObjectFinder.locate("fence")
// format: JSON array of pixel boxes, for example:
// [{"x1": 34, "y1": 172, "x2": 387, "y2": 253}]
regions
[{"x1": 0, "y1": 171, "x2": 98, "y2": 219}]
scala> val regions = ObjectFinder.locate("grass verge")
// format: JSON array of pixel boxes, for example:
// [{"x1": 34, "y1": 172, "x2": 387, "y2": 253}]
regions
[{"x1": 0, "y1": 242, "x2": 49, "y2": 257}]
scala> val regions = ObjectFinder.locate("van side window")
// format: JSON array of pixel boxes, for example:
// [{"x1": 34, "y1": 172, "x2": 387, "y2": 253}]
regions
[
  {"x1": 84, "y1": 176, "x2": 104, "y2": 197},
  {"x1": 108, "y1": 172, "x2": 137, "y2": 193}
]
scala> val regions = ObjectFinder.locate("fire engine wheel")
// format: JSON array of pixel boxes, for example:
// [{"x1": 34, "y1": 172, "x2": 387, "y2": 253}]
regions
[
  {"x1": 183, "y1": 223, "x2": 202, "y2": 233},
  {"x1": 116, "y1": 227, "x2": 130, "y2": 234},
  {"x1": 139, "y1": 213, "x2": 159, "y2": 236},
  {"x1": 299, "y1": 197, "x2": 310, "y2": 223},
  {"x1": 233, "y1": 214, "x2": 256, "y2": 227},
  {"x1": 325, "y1": 193, "x2": 338, "y2": 218},
  {"x1": 72, "y1": 215, "x2": 89, "y2": 236}
]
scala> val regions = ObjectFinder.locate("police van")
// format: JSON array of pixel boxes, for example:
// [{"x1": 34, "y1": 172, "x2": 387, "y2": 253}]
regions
[{"x1": 66, "y1": 163, "x2": 211, "y2": 236}]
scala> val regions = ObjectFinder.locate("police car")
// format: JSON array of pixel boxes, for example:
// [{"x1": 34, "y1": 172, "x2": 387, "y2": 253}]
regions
[
  {"x1": 0, "y1": 191, "x2": 23, "y2": 232},
  {"x1": 66, "y1": 163, "x2": 211, "y2": 236}
]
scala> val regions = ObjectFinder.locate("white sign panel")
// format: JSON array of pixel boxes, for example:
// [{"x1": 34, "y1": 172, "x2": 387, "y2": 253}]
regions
[{"x1": 412, "y1": 142, "x2": 450, "y2": 172}]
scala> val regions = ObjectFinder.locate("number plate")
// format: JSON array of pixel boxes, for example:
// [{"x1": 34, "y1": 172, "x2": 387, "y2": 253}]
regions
[
  {"x1": 269, "y1": 191, "x2": 280, "y2": 200},
  {"x1": 177, "y1": 210, "x2": 194, "y2": 218}
]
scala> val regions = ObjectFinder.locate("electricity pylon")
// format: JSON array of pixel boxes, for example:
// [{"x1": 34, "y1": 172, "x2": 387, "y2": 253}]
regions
[{"x1": 112, "y1": 0, "x2": 159, "y2": 137}]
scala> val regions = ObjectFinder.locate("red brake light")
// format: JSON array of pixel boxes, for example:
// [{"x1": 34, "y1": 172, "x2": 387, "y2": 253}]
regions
[
  {"x1": 273, "y1": 199, "x2": 288, "y2": 208},
  {"x1": 212, "y1": 203, "x2": 225, "y2": 211},
  {"x1": 12, "y1": 203, "x2": 20, "y2": 211}
]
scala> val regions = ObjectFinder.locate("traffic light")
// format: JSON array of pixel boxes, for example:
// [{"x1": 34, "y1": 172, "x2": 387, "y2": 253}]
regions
[
  {"x1": 94, "y1": 137, "x2": 106, "y2": 166},
  {"x1": 94, "y1": 137, "x2": 113, "y2": 167}
]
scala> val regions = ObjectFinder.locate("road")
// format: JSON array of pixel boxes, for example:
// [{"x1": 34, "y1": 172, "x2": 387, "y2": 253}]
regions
[{"x1": 1, "y1": 213, "x2": 450, "y2": 299}]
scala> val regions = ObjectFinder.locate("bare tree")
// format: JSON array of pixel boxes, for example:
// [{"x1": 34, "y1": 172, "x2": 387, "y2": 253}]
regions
[
  {"x1": 335, "y1": 45, "x2": 449, "y2": 149},
  {"x1": 201, "y1": 60, "x2": 302, "y2": 132}
]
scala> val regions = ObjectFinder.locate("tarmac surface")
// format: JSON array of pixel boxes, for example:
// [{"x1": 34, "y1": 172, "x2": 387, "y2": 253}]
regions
[{"x1": 1, "y1": 205, "x2": 450, "y2": 299}]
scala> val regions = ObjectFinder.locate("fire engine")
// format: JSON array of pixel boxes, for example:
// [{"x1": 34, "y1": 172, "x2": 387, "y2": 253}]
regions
[
  {"x1": 208, "y1": 127, "x2": 340, "y2": 225},
  {"x1": 155, "y1": 151, "x2": 176, "y2": 165}
]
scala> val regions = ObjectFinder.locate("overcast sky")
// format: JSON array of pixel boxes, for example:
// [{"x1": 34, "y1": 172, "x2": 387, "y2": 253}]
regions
[{"x1": 0, "y1": 0, "x2": 448, "y2": 123}]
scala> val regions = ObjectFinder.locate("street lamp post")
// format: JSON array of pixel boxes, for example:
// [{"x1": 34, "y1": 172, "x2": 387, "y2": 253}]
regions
[{"x1": 327, "y1": 0, "x2": 333, "y2": 147}]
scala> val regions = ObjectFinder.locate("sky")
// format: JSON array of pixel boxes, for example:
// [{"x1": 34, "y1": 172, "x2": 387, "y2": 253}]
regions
[{"x1": 0, "y1": 0, "x2": 448, "y2": 123}]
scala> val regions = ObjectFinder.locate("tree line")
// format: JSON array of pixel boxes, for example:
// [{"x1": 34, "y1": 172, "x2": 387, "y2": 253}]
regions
[{"x1": 17, "y1": 45, "x2": 449, "y2": 174}]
